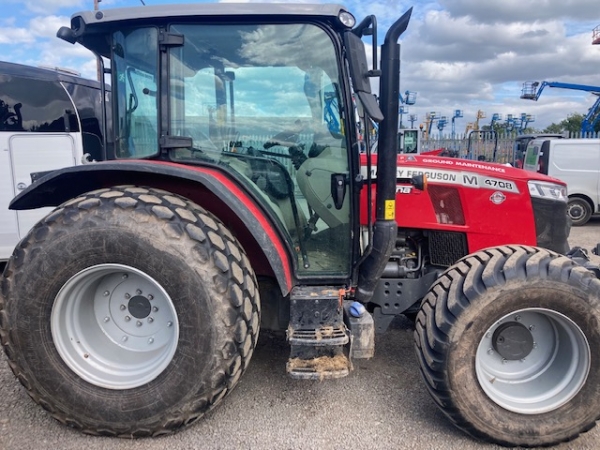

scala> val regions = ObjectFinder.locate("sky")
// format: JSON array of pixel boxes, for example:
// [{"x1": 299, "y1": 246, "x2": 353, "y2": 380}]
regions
[{"x1": 2, "y1": 0, "x2": 600, "y2": 134}]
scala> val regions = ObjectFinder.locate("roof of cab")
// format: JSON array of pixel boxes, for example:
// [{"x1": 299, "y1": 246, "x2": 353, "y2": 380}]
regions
[{"x1": 72, "y1": 3, "x2": 348, "y2": 25}]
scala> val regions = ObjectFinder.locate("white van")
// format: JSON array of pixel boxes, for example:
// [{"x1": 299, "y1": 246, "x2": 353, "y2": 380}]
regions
[
  {"x1": 1, "y1": 61, "x2": 109, "y2": 262},
  {"x1": 523, "y1": 138, "x2": 600, "y2": 225}
]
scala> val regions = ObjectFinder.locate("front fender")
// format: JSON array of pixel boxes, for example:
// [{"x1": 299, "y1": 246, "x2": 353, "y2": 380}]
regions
[{"x1": 11, "y1": 161, "x2": 294, "y2": 294}]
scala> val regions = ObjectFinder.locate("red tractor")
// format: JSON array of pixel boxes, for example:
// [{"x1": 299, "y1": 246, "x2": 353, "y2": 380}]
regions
[{"x1": 1, "y1": 3, "x2": 600, "y2": 447}]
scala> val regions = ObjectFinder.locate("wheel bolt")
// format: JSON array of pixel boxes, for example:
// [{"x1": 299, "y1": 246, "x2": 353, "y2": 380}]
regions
[
  {"x1": 124, "y1": 293, "x2": 131, "y2": 299},
  {"x1": 125, "y1": 316, "x2": 131, "y2": 322},
  {"x1": 529, "y1": 325, "x2": 536, "y2": 331},
  {"x1": 152, "y1": 306, "x2": 158, "y2": 312},
  {"x1": 122, "y1": 274, "x2": 128, "y2": 279},
  {"x1": 502, "y1": 358, "x2": 507, "y2": 364},
  {"x1": 136, "y1": 289, "x2": 142, "y2": 295},
  {"x1": 487, "y1": 348, "x2": 494, "y2": 355},
  {"x1": 148, "y1": 338, "x2": 154, "y2": 344},
  {"x1": 122, "y1": 336, "x2": 128, "y2": 342},
  {"x1": 167, "y1": 321, "x2": 173, "y2": 327},
  {"x1": 103, "y1": 317, "x2": 110, "y2": 323},
  {"x1": 136, "y1": 321, "x2": 142, "y2": 327},
  {"x1": 148, "y1": 294, "x2": 154, "y2": 300},
  {"x1": 148, "y1": 317, "x2": 154, "y2": 323},
  {"x1": 103, "y1": 290, "x2": 110, "y2": 297},
  {"x1": 515, "y1": 315, "x2": 521, "y2": 322},
  {"x1": 120, "y1": 304, "x2": 126, "y2": 311}
]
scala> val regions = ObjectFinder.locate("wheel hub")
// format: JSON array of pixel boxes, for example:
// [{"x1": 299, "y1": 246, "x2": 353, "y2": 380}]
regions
[
  {"x1": 128, "y1": 295, "x2": 152, "y2": 319},
  {"x1": 569, "y1": 204, "x2": 583, "y2": 219},
  {"x1": 492, "y1": 322, "x2": 534, "y2": 360}
]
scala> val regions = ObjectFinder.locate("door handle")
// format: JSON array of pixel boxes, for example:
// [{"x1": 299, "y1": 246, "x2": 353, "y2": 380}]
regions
[{"x1": 330, "y1": 173, "x2": 347, "y2": 210}]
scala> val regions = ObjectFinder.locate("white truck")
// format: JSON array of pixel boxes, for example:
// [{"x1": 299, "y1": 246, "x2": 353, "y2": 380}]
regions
[
  {"x1": 1, "y1": 61, "x2": 109, "y2": 262},
  {"x1": 523, "y1": 137, "x2": 600, "y2": 225}
]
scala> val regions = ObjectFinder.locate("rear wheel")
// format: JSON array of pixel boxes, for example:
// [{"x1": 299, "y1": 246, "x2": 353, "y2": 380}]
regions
[
  {"x1": 568, "y1": 197, "x2": 592, "y2": 226},
  {"x1": 0, "y1": 186, "x2": 260, "y2": 437},
  {"x1": 414, "y1": 245, "x2": 600, "y2": 447}
]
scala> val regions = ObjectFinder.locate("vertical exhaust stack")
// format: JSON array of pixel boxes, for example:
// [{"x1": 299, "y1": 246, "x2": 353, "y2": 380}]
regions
[{"x1": 356, "y1": 8, "x2": 412, "y2": 302}]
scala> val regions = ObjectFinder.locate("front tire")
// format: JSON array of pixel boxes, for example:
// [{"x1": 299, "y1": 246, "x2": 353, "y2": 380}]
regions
[
  {"x1": 568, "y1": 197, "x2": 592, "y2": 226},
  {"x1": 0, "y1": 186, "x2": 260, "y2": 437},
  {"x1": 414, "y1": 245, "x2": 600, "y2": 447}
]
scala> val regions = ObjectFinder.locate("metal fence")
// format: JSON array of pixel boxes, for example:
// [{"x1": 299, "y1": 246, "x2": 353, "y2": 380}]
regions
[{"x1": 420, "y1": 131, "x2": 600, "y2": 164}]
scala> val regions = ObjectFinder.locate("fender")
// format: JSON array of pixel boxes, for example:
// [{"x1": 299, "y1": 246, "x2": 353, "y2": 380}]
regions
[{"x1": 10, "y1": 160, "x2": 294, "y2": 294}]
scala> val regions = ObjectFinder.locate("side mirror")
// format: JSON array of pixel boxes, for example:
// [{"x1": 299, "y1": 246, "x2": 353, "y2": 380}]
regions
[
  {"x1": 344, "y1": 32, "x2": 383, "y2": 122},
  {"x1": 57, "y1": 26, "x2": 77, "y2": 44}
]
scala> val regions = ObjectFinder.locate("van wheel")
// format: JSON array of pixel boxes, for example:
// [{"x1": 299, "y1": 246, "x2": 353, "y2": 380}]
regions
[
  {"x1": 414, "y1": 245, "x2": 600, "y2": 447},
  {"x1": 568, "y1": 197, "x2": 592, "y2": 226},
  {"x1": 0, "y1": 186, "x2": 260, "y2": 437}
]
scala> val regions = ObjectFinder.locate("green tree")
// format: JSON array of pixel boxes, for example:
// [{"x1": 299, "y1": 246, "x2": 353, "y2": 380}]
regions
[
  {"x1": 543, "y1": 122, "x2": 563, "y2": 133},
  {"x1": 542, "y1": 113, "x2": 585, "y2": 135}
]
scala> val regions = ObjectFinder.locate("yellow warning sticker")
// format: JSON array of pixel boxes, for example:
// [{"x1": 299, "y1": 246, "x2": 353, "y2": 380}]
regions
[{"x1": 384, "y1": 200, "x2": 395, "y2": 220}]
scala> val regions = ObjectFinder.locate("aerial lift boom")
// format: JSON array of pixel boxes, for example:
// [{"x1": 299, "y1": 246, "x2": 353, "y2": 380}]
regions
[{"x1": 521, "y1": 81, "x2": 600, "y2": 134}]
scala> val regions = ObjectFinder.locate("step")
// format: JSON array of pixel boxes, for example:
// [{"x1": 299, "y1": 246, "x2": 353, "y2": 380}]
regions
[
  {"x1": 287, "y1": 353, "x2": 351, "y2": 380},
  {"x1": 287, "y1": 325, "x2": 349, "y2": 346}
]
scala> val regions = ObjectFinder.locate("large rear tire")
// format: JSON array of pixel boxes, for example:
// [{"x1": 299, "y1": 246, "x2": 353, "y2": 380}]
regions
[
  {"x1": 414, "y1": 245, "x2": 600, "y2": 447},
  {"x1": 0, "y1": 186, "x2": 260, "y2": 437}
]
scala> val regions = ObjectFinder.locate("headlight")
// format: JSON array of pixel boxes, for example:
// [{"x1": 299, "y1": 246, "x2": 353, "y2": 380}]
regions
[
  {"x1": 338, "y1": 11, "x2": 356, "y2": 28},
  {"x1": 528, "y1": 180, "x2": 567, "y2": 202}
]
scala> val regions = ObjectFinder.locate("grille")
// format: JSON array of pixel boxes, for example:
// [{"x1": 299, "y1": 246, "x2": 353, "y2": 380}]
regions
[
  {"x1": 429, "y1": 231, "x2": 468, "y2": 266},
  {"x1": 532, "y1": 198, "x2": 570, "y2": 254}
]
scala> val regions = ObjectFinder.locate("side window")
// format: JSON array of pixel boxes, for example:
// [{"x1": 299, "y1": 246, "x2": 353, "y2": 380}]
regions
[
  {"x1": 112, "y1": 28, "x2": 159, "y2": 158},
  {"x1": 0, "y1": 75, "x2": 78, "y2": 132}
]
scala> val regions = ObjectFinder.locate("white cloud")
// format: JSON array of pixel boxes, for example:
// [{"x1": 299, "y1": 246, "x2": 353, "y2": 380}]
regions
[
  {"x1": 29, "y1": 15, "x2": 71, "y2": 39},
  {"x1": 21, "y1": 0, "x2": 84, "y2": 15},
  {"x1": 0, "y1": 26, "x2": 35, "y2": 44}
]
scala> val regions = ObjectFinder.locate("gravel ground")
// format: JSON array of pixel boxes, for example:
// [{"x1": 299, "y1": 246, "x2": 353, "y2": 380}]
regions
[{"x1": 1, "y1": 217, "x2": 599, "y2": 450}]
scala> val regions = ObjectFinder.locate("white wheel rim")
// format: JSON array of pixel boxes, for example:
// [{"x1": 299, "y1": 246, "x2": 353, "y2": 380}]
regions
[
  {"x1": 475, "y1": 308, "x2": 590, "y2": 414},
  {"x1": 51, "y1": 264, "x2": 179, "y2": 389}
]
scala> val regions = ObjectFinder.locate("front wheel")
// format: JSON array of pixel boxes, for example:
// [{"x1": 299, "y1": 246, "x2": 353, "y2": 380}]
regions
[
  {"x1": 414, "y1": 245, "x2": 600, "y2": 447},
  {"x1": 0, "y1": 186, "x2": 260, "y2": 437},
  {"x1": 568, "y1": 197, "x2": 592, "y2": 226}
]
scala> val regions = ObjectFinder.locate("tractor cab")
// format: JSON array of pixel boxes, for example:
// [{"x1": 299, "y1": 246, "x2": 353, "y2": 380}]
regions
[{"x1": 92, "y1": 14, "x2": 354, "y2": 276}]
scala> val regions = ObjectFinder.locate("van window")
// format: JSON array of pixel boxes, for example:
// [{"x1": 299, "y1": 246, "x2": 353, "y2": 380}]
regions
[
  {"x1": 524, "y1": 144, "x2": 540, "y2": 170},
  {"x1": 0, "y1": 74, "x2": 78, "y2": 133},
  {"x1": 63, "y1": 82, "x2": 107, "y2": 143}
]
